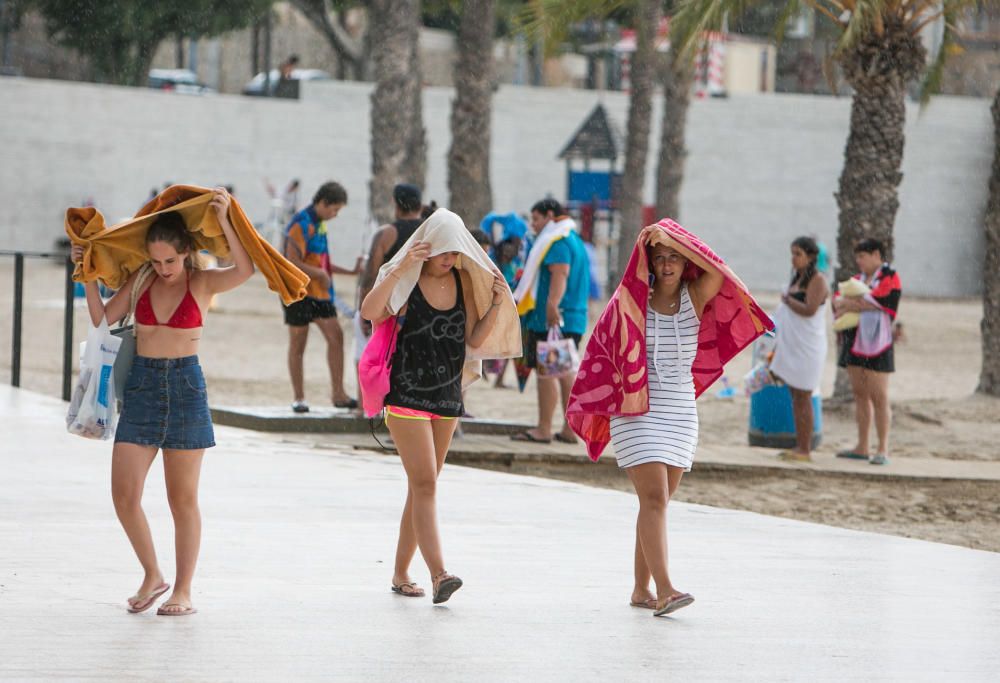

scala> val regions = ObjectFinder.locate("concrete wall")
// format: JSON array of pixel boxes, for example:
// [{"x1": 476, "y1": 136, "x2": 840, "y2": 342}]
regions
[{"x1": 0, "y1": 76, "x2": 991, "y2": 296}]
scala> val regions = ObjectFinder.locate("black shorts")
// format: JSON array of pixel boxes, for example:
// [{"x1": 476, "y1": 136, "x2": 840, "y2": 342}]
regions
[
  {"x1": 523, "y1": 328, "x2": 582, "y2": 369},
  {"x1": 837, "y1": 328, "x2": 894, "y2": 373},
  {"x1": 283, "y1": 298, "x2": 337, "y2": 326}
]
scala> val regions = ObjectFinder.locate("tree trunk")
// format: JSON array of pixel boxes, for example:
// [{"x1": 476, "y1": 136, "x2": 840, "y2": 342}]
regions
[
  {"x1": 369, "y1": 0, "x2": 424, "y2": 224},
  {"x1": 615, "y1": 0, "x2": 661, "y2": 280},
  {"x1": 831, "y1": 22, "x2": 924, "y2": 399},
  {"x1": 291, "y1": 0, "x2": 368, "y2": 80},
  {"x1": 654, "y1": 44, "x2": 694, "y2": 221},
  {"x1": 447, "y1": 0, "x2": 495, "y2": 227},
  {"x1": 979, "y1": 89, "x2": 1000, "y2": 396},
  {"x1": 400, "y1": 23, "x2": 426, "y2": 192}
]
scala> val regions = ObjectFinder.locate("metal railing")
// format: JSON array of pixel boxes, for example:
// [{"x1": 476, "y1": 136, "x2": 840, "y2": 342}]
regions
[{"x1": 2, "y1": 250, "x2": 75, "y2": 401}]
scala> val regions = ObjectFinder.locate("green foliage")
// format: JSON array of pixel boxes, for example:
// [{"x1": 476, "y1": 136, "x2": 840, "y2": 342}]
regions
[
  {"x1": 31, "y1": 0, "x2": 272, "y2": 85},
  {"x1": 516, "y1": 0, "x2": 634, "y2": 56}
]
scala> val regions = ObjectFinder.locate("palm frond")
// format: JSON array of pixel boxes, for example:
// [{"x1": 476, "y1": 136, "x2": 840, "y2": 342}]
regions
[
  {"x1": 670, "y1": 0, "x2": 761, "y2": 58},
  {"x1": 918, "y1": 7, "x2": 958, "y2": 104},
  {"x1": 515, "y1": 0, "x2": 634, "y2": 55},
  {"x1": 773, "y1": 0, "x2": 806, "y2": 43}
]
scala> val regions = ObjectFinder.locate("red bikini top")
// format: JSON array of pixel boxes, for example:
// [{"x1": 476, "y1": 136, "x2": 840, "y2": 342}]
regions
[{"x1": 135, "y1": 276, "x2": 203, "y2": 329}]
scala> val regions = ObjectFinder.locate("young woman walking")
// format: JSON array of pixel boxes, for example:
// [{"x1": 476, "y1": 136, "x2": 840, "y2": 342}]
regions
[
  {"x1": 567, "y1": 219, "x2": 772, "y2": 617},
  {"x1": 71, "y1": 187, "x2": 254, "y2": 616},
  {"x1": 360, "y1": 213, "x2": 508, "y2": 604}
]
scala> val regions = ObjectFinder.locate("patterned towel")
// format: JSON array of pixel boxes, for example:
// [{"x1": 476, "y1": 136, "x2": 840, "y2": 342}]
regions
[{"x1": 566, "y1": 219, "x2": 774, "y2": 461}]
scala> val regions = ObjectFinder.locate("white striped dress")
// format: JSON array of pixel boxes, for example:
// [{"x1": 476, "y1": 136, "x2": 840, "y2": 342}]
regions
[{"x1": 610, "y1": 284, "x2": 700, "y2": 470}]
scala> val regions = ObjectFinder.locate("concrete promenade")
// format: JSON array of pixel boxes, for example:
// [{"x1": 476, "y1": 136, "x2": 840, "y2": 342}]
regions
[{"x1": 2, "y1": 385, "x2": 999, "y2": 681}]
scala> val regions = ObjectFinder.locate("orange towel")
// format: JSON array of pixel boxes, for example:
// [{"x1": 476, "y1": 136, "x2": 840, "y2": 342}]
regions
[{"x1": 65, "y1": 184, "x2": 308, "y2": 305}]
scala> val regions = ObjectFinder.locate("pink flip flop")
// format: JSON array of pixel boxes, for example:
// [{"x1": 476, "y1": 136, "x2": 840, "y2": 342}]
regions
[
  {"x1": 629, "y1": 598, "x2": 657, "y2": 610},
  {"x1": 127, "y1": 583, "x2": 170, "y2": 614},
  {"x1": 156, "y1": 603, "x2": 198, "y2": 616}
]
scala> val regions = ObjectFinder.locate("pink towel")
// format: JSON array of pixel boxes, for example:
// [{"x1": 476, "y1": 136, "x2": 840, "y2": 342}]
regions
[{"x1": 566, "y1": 219, "x2": 774, "y2": 461}]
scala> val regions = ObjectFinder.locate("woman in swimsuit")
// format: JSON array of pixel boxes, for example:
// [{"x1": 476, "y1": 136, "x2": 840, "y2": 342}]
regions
[
  {"x1": 71, "y1": 187, "x2": 254, "y2": 616},
  {"x1": 360, "y1": 231, "x2": 506, "y2": 604}
]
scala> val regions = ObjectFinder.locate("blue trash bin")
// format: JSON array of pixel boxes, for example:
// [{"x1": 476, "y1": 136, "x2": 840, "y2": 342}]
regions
[{"x1": 748, "y1": 384, "x2": 822, "y2": 449}]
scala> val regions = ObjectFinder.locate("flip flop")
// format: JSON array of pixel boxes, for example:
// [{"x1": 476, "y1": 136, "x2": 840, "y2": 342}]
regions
[
  {"x1": 334, "y1": 398, "x2": 359, "y2": 410},
  {"x1": 835, "y1": 450, "x2": 869, "y2": 460},
  {"x1": 777, "y1": 450, "x2": 812, "y2": 463},
  {"x1": 510, "y1": 431, "x2": 551, "y2": 444},
  {"x1": 127, "y1": 582, "x2": 170, "y2": 614},
  {"x1": 653, "y1": 592, "x2": 695, "y2": 617},
  {"x1": 630, "y1": 598, "x2": 657, "y2": 610},
  {"x1": 432, "y1": 574, "x2": 463, "y2": 605},
  {"x1": 391, "y1": 582, "x2": 425, "y2": 598},
  {"x1": 554, "y1": 433, "x2": 578, "y2": 445},
  {"x1": 156, "y1": 603, "x2": 198, "y2": 617}
]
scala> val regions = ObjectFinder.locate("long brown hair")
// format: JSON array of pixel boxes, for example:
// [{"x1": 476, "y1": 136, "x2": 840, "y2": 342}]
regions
[{"x1": 145, "y1": 212, "x2": 200, "y2": 269}]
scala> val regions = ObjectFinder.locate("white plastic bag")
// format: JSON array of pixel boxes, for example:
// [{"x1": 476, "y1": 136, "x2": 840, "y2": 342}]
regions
[
  {"x1": 536, "y1": 326, "x2": 580, "y2": 378},
  {"x1": 66, "y1": 320, "x2": 122, "y2": 440}
]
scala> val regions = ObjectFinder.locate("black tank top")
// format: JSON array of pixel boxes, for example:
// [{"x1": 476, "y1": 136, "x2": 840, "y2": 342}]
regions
[
  {"x1": 384, "y1": 219, "x2": 423, "y2": 263},
  {"x1": 385, "y1": 270, "x2": 466, "y2": 416}
]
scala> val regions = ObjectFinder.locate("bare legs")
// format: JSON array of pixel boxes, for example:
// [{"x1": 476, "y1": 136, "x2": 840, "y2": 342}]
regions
[
  {"x1": 111, "y1": 444, "x2": 163, "y2": 601},
  {"x1": 111, "y1": 444, "x2": 205, "y2": 612},
  {"x1": 627, "y1": 463, "x2": 686, "y2": 607},
  {"x1": 527, "y1": 372, "x2": 577, "y2": 442},
  {"x1": 847, "y1": 366, "x2": 892, "y2": 456},
  {"x1": 287, "y1": 317, "x2": 351, "y2": 405},
  {"x1": 316, "y1": 317, "x2": 351, "y2": 404},
  {"x1": 388, "y1": 416, "x2": 458, "y2": 590},
  {"x1": 161, "y1": 449, "x2": 205, "y2": 612},
  {"x1": 789, "y1": 387, "x2": 814, "y2": 456},
  {"x1": 287, "y1": 325, "x2": 309, "y2": 402}
]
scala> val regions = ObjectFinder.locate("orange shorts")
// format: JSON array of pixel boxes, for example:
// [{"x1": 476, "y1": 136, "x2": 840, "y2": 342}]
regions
[{"x1": 385, "y1": 405, "x2": 455, "y2": 421}]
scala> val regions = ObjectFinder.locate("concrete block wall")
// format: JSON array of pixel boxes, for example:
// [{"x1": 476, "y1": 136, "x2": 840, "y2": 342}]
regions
[{"x1": 0, "y1": 76, "x2": 991, "y2": 297}]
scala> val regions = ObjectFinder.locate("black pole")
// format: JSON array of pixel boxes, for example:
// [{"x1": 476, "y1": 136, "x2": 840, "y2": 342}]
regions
[
  {"x1": 11, "y1": 252, "x2": 23, "y2": 386},
  {"x1": 62, "y1": 257, "x2": 74, "y2": 401}
]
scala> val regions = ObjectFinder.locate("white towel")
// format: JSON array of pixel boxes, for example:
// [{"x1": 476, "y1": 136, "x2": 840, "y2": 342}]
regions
[
  {"x1": 513, "y1": 216, "x2": 576, "y2": 316},
  {"x1": 374, "y1": 208, "x2": 523, "y2": 386}
]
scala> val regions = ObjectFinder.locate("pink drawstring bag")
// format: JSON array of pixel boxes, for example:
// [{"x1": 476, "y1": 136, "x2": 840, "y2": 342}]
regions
[{"x1": 359, "y1": 316, "x2": 399, "y2": 417}]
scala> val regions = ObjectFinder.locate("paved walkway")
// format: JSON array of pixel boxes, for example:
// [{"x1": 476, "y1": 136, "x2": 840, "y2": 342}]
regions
[{"x1": 2, "y1": 385, "x2": 1000, "y2": 681}]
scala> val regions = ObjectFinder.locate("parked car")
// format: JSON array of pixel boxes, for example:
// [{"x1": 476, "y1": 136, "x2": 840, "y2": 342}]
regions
[
  {"x1": 147, "y1": 69, "x2": 214, "y2": 95},
  {"x1": 242, "y1": 68, "x2": 331, "y2": 97}
]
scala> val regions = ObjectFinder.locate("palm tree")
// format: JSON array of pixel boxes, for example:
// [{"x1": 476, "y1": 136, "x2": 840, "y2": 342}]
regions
[
  {"x1": 447, "y1": 0, "x2": 497, "y2": 227},
  {"x1": 369, "y1": 0, "x2": 426, "y2": 224},
  {"x1": 655, "y1": 38, "x2": 696, "y2": 220},
  {"x1": 671, "y1": 0, "x2": 978, "y2": 284},
  {"x1": 980, "y1": 87, "x2": 1000, "y2": 397},
  {"x1": 520, "y1": 0, "x2": 664, "y2": 279}
]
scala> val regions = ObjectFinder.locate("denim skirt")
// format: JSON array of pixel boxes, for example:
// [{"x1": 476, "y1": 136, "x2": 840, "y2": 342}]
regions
[{"x1": 115, "y1": 355, "x2": 215, "y2": 450}]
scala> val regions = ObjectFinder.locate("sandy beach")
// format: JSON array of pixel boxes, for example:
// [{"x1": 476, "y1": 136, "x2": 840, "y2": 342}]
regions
[{"x1": 3, "y1": 262, "x2": 998, "y2": 550}]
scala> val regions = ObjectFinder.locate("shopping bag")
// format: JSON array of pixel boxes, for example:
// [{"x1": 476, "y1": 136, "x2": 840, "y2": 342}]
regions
[
  {"x1": 358, "y1": 316, "x2": 399, "y2": 418},
  {"x1": 66, "y1": 320, "x2": 122, "y2": 440},
  {"x1": 535, "y1": 327, "x2": 580, "y2": 379}
]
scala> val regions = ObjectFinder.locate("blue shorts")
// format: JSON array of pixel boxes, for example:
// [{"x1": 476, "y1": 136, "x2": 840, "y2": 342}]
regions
[{"x1": 115, "y1": 355, "x2": 215, "y2": 451}]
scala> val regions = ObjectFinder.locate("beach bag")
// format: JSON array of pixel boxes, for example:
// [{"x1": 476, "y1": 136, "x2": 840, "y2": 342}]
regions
[
  {"x1": 67, "y1": 320, "x2": 122, "y2": 440},
  {"x1": 536, "y1": 326, "x2": 580, "y2": 378},
  {"x1": 743, "y1": 361, "x2": 777, "y2": 396},
  {"x1": 111, "y1": 263, "x2": 155, "y2": 402},
  {"x1": 358, "y1": 316, "x2": 399, "y2": 418}
]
